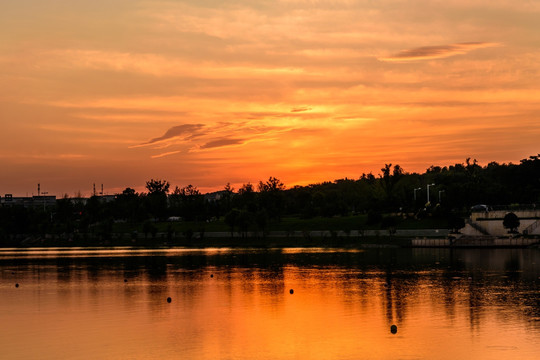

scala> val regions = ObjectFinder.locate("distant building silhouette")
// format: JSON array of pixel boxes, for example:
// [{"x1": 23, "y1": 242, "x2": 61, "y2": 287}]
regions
[{"x1": 0, "y1": 194, "x2": 56, "y2": 208}]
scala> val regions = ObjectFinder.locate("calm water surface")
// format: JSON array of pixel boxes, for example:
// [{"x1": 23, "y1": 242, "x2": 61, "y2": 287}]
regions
[{"x1": 1, "y1": 247, "x2": 539, "y2": 359}]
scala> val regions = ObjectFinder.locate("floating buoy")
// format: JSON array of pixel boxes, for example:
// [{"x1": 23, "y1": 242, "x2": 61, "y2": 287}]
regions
[
  {"x1": 390, "y1": 325, "x2": 397, "y2": 334},
  {"x1": 167, "y1": 297, "x2": 172, "y2": 303},
  {"x1": 289, "y1": 289, "x2": 294, "y2": 294},
  {"x1": 210, "y1": 274, "x2": 213, "y2": 278},
  {"x1": 124, "y1": 279, "x2": 128, "y2": 283},
  {"x1": 15, "y1": 283, "x2": 19, "y2": 288}
]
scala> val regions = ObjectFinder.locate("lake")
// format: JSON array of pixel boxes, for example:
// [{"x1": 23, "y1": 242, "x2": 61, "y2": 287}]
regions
[{"x1": 1, "y1": 247, "x2": 539, "y2": 359}]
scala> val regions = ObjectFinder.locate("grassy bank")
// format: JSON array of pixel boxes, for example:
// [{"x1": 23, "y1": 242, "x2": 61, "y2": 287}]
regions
[
  {"x1": 0, "y1": 215, "x2": 448, "y2": 248},
  {"x1": 112, "y1": 215, "x2": 449, "y2": 234}
]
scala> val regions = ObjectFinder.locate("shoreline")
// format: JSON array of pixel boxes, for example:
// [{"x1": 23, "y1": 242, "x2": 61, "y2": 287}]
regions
[{"x1": 1, "y1": 233, "x2": 539, "y2": 249}]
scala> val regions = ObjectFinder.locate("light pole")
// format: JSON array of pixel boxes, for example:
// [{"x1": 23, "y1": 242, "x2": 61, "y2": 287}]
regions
[
  {"x1": 427, "y1": 183, "x2": 435, "y2": 204},
  {"x1": 438, "y1": 190, "x2": 445, "y2": 203},
  {"x1": 414, "y1": 187, "x2": 422, "y2": 201},
  {"x1": 41, "y1": 191, "x2": 48, "y2": 212}
]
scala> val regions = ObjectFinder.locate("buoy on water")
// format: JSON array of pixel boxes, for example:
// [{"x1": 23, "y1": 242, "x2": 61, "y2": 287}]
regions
[
  {"x1": 15, "y1": 283, "x2": 19, "y2": 288},
  {"x1": 167, "y1": 297, "x2": 172, "y2": 303},
  {"x1": 390, "y1": 325, "x2": 398, "y2": 334},
  {"x1": 289, "y1": 289, "x2": 294, "y2": 294}
]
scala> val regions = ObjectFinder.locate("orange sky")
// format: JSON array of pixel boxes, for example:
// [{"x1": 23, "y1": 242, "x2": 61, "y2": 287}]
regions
[{"x1": 1, "y1": 0, "x2": 540, "y2": 196}]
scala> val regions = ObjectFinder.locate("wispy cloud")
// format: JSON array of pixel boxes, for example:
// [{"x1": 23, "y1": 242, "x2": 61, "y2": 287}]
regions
[
  {"x1": 199, "y1": 138, "x2": 245, "y2": 150},
  {"x1": 58, "y1": 153, "x2": 88, "y2": 159},
  {"x1": 380, "y1": 42, "x2": 500, "y2": 62},
  {"x1": 291, "y1": 107, "x2": 312, "y2": 113},
  {"x1": 133, "y1": 124, "x2": 206, "y2": 147},
  {"x1": 151, "y1": 150, "x2": 181, "y2": 158},
  {"x1": 39, "y1": 49, "x2": 306, "y2": 79},
  {"x1": 0, "y1": 153, "x2": 90, "y2": 160}
]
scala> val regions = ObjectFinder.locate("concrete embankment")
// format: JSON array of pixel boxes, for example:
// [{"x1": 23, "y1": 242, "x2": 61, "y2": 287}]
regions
[{"x1": 411, "y1": 236, "x2": 540, "y2": 248}]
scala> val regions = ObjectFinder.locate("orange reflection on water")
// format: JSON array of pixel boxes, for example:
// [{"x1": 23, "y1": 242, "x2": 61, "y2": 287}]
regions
[{"x1": 0, "y1": 249, "x2": 538, "y2": 359}]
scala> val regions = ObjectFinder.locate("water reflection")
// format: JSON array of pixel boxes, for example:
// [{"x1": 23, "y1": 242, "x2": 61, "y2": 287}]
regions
[{"x1": 0, "y1": 248, "x2": 538, "y2": 359}]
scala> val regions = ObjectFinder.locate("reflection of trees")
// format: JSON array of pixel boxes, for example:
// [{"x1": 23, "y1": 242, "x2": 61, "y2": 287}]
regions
[
  {"x1": 256, "y1": 267, "x2": 285, "y2": 299},
  {"x1": 381, "y1": 272, "x2": 420, "y2": 325},
  {"x1": 467, "y1": 279, "x2": 485, "y2": 331},
  {"x1": 2, "y1": 248, "x2": 538, "y2": 333},
  {"x1": 504, "y1": 254, "x2": 521, "y2": 280},
  {"x1": 440, "y1": 249, "x2": 467, "y2": 319},
  {"x1": 55, "y1": 257, "x2": 74, "y2": 283}
]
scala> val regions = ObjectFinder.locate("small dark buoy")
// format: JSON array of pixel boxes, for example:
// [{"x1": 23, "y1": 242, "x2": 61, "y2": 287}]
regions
[
  {"x1": 210, "y1": 274, "x2": 213, "y2": 278},
  {"x1": 12, "y1": 271, "x2": 15, "y2": 275},
  {"x1": 390, "y1": 325, "x2": 397, "y2": 334},
  {"x1": 167, "y1": 297, "x2": 172, "y2": 303},
  {"x1": 15, "y1": 283, "x2": 19, "y2": 288},
  {"x1": 124, "y1": 279, "x2": 128, "y2": 283},
  {"x1": 289, "y1": 289, "x2": 294, "y2": 294}
]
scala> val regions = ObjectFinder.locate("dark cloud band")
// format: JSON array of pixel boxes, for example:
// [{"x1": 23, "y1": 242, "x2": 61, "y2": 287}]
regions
[
  {"x1": 138, "y1": 124, "x2": 205, "y2": 146},
  {"x1": 200, "y1": 138, "x2": 244, "y2": 149},
  {"x1": 381, "y1": 42, "x2": 499, "y2": 62}
]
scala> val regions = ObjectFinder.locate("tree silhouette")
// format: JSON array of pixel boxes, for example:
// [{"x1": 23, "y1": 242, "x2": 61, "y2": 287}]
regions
[
  {"x1": 145, "y1": 179, "x2": 170, "y2": 195},
  {"x1": 173, "y1": 184, "x2": 204, "y2": 221},
  {"x1": 381, "y1": 216, "x2": 399, "y2": 235},
  {"x1": 220, "y1": 183, "x2": 234, "y2": 215},
  {"x1": 258, "y1": 177, "x2": 286, "y2": 221},
  {"x1": 3, "y1": 153, "x2": 540, "y2": 246},
  {"x1": 448, "y1": 213, "x2": 465, "y2": 233},
  {"x1": 258, "y1": 177, "x2": 285, "y2": 192},
  {"x1": 503, "y1": 212, "x2": 520, "y2": 233},
  {"x1": 235, "y1": 183, "x2": 257, "y2": 212},
  {"x1": 145, "y1": 179, "x2": 170, "y2": 220},
  {"x1": 380, "y1": 164, "x2": 405, "y2": 209},
  {"x1": 115, "y1": 187, "x2": 143, "y2": 222},
  {"x1": 224, "y1": 209, "x2": 241, "y2": 237}
]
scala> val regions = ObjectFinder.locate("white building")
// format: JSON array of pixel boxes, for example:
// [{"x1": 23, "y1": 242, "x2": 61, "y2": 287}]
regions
[{"x1": 463, "y1": 208, "x2": 540, "y2": 236}]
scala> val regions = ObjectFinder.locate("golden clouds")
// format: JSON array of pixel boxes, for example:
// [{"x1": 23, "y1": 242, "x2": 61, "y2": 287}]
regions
[{"x1": 1, "y1": 1, "x2": 540, "y2": 195}]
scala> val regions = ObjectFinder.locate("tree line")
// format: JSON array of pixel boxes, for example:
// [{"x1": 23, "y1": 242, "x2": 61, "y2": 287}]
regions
[{"x1": 1, "y1": 154, "x2": 539, "y2": 238}]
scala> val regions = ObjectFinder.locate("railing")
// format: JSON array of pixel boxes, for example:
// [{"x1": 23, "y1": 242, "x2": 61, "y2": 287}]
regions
[
  {"x1": 466, "y1": 219, "x2": 490, "y2": 235},
  {"x1": 472, "y1": 204, "x2": 540, "y2": 212},
  {"x1": 523, "y1": 219, "x2": 540, "y2": 235}
]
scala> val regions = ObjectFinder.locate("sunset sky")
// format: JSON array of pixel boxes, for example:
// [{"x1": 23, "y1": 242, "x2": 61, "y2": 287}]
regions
[{"x1": 2, "y1": 0, "x2": 540, "y2": 196}]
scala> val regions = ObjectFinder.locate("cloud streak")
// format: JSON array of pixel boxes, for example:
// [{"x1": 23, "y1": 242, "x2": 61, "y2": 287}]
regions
[
  {"x1": 380, "y1": 42, "x2": 500, "y2": 62},
  {"x1": 151, "y1": 150, "x2": 181, "y2": 158},
  {"x1": 134, "y1": 124, "x2": 205, "y2": 147},
  {"x1": 199, "y1": 138, "x2": 245, "y2": 150},
  {"x1": 291, "y1": 107, "x2": 312, "y2": 113}
]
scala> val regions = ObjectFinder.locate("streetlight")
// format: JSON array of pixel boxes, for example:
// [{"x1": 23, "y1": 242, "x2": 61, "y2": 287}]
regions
[
  {"x1": 438, "y1": 190, "x2": 445, "y2": 203},
  {"x1": 41, "y1": 191, "x2": 48, "y2": 212},
  {"x1": 427, "y1": 183, "x2": 435, "y2": 204},
  {"x1": 413, "y1": 187, "x2": 422, "y2": 201}
]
